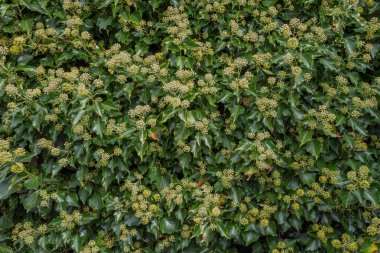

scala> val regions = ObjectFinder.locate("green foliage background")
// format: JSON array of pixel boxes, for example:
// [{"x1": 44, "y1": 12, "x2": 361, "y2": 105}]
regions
[{"x1": 0, "y1": 0, "x2": 380, "y2": 252}]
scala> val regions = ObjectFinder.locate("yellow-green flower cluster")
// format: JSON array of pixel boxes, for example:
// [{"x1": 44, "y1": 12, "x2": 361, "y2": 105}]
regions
[
  {"x1": 307, "y1": 183, "x2": 331, "y2": 203},
  {"x1": 271, "y1": 241, "x2": 294, "y2": 253},
  {"x1": 319, "y1": 168, "x2": 340, "y2": 185},
  {"x1": 307, "y1": 106, "x2": 336, "y2": 133},
  {"x1": 0, "y1": 139, "x2": 26, "y2": 166},
  {"x1": 163, "y1": 6, "x2": 192, "y2": 40},
  {"x1": 9, "y1": 36, "x2": 26, "y2": 55},
  {"x1": 346, "y1": 165, "x2": 372, "y2": 191},
  {"x1": 282, "y1": 188, "x2": 305, "y2": 211},
  {"x1": 245, "y1": 204, "x2": 278, "y2": 227},
  {"x1": 291, "y1": 153, "x2": 315, "y2": 170},
  {"x1": 256, "y1": 98, "x2": 278, "y2": 118},
  {"x1": 216, "y1": 169, "x2": 238, "y2": 189},
  {"x1": 12, "y1": 222, "x2": 35, "y2": 245},
  {"x1": 80, "y1": 240, "x2": 100, "y2": 253},
  {"x1": 60, "y1": 210, "x2": 82, "y2": 229},
  {"x1": 366, "y1": 217, "x2": 380, "y2": 236},
  {"x1": 128, "y1": 105, "x2": 151, "y2": 118},
  {"x1": 331, "y1": 234, "x2": 360, "y2": 252},
  {"x1": 311, "y1": 224, "x2": 333, "y2": 243}
]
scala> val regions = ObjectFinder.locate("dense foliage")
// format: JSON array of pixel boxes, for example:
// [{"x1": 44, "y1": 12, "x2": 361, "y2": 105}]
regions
[{"x1": 0, "y1": 0, "x2": 380, "y2": 252}]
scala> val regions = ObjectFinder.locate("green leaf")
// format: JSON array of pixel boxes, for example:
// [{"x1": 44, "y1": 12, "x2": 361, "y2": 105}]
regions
[
  {"x1": 135, "y1": 142, "x2": 148, "y2": 161},
  {"x1": 23, "y1": 191, "x2": 40, "y2": 211},
  {"x1": 349, "y1": 119, "x2": 367, "y2": 136},
  {"x1": 139, "y1": 129, "x2": 146, "y2": 144},
  {"x1": 228, "y1": 225, "x2": 239, "y2": 238},
  {"x1": 88, "y1": 193, "x2": 103, "y2": 210},
  {"x1": 306, "y1": 140, "x2": 323, "y2": 158},
  {"x1": 306, "y1": 239, "x2": 319, "y2": 251},
  {"x1": 92, "y1": 118, "x2": 104, "y2": 137},
  {"x1": 298, "y1": 130, "x2": 313, "y2": 146},
  {"x1": 180, "y1": 153, "x2": 191, "y2": 169},
  {"x1": 19, "y1": 0, "x2": 49, "y2": 15},
  {"x1": 265, "y1": 221, "x2": 277, "y2": 236},
  {"x1": 299, "y1": 172, "x2": 316, "y2": 186},
  {"x1": 78, "y1": 213, "x2": 97, "y2": 225},
  {"x1": 93, "y1": 101, "x2": 103, "y2": 117},
  {"x1": 344, "y1": 37, "x2": 356, "y2": 55},
  {"x1": 217, "y1": 223, "x2": 229, "y2": 239},
  {"x1": 342, "y1": 133, "x2": 354, "y2": 149},
  {"x1": 215, "y1": 41, "x2": 227, "y2": 52},
  {"x1": 159, "y1": 218, "x2": 179, "y2": 234},
  {"x1": 66, "y1": 193, "x2": 80, "y2": 207},
  {"x1": 73, "y1": 110, "x2": 86, "y2": 126},
  {"x1": 299, "y1": 53, "x2": 313, "y2": 69},
  {"x1": 0, "y1": 181, "x2": 17, "y2": 200},
  {"x1": 364, "y1": 187, "x2": 379, "y2": 205},
  {"x1": 347, "y1": 71, "x2": 360, "y2": 86},
  {"x1": 17, "y1": 54, "x2": 33, "y2": 63},
  {"x1": 340, "y1": 190, "x2": 357, "y2": 206},
  {"x1": 101, "y1": 169, "x2": 114, "y2": 190},
  {"x1": 0, "y1": 243, "x2": 13, "y2": 253},
  {"x1": 129, "y1": 10, "x2": 142, "y2": 24},
  {"x1": 263, "y1": 0, "x2": 277, "y2": 7},
  {"x1": 289, "y1": 92, "x2": 300, "y2": 107},
  {"x1": 288, "y1": 217, "x2": 301, "y2": 230},
  {"x1": 149, "y1": 171, "x2": 170, "y2": 191},
  {"x1": 319, "y1": 58, "x2": 337, "y2": 71},
  {"x1": 183, "y1": 38, "x2": 200, "y2": 49},
  {"x1": 24, "y1": 175, "x2": 42, "y2": 190},
  {"x1": 230, "y1": 105, "x2": 245, "y2": 123},
  {"x1": 149, "y1": 0, "x2": 162, "y2": 9},
  {"x1": 97, "y1": 16, "x2": 113, "y2": 30},
  {"x1": 274, "y1": 211, "x2": 287, "y2": 225},
  {"x1": 115, "y1": 31, "x2": 129, "y2": 43},
  {"x1": 97, "y1": 0, "x2": 113, "y2": 8},
  {"x1": 263, "y1": 117, "x2": 274, "y2": 131}
]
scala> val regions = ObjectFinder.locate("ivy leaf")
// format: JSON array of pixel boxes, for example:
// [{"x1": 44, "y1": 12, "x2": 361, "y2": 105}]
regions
[
  {"x1": 24, "y1": 175, "x2": 42, "y2": 190},
  {"x1": 347, "y1": 71, "x2": 360, "y2": 86},
  {"x1": 88, "y1": 193, "x2": 103, "y2": 210},
  {"x1": 0, "y1": 181, "x2": 17, "y2": 200},
  {"x1": 263, "y1": 0, "x2": 277, "y2": 7},
  {"x1": 97, "y1": 16, "x2": 113, "y2": 30},
  {"x1": 66, "y1": 192, "x2": 79, "y2": 207},
  {"x1": 73, "y1": 110, "x2": 86, "y2": 126},
  {"x1": 149, "y1": 0, "x2": 162, "y2": 10},
  {"x1": 319, "y1": 58, "x2": 337, "y2": 71},
  {"x1": 289, "y1": 92, "x2": 300, "y2": 107},
  {"x1": 289, "y1": 217, "x2": 301, "y2": 230},
  {"x1": 93, "y1": 101, "x2": 103, "y2": 117},
  {"x1": 230, "y1": 105, "x2": 245, "y2": 123},
  {"x1": 23, "y1": 191, "x2": 40, "y2": 211},
  {"x1": 159, "y1": 218, "x2": 179, "y2": 234},
  {"x1": 299, "y1": 172, "x2": 316, "y2": 186},
  {"x1": 306, "y1": 140, "x2": 323, "y2": 158},
  {"x1": 364, "y1": 187, "x2": 380, "y2": 205},
  {"x1": 340, "y1": 190, "x2": 357, "y2": 206},
  {"x1": 298, "y1": 130, "x2": 313, "y2": 146},
  {"x1": 299, "y1": 53, "x2": 313, "y2": 69},
  {"x1": 305, "y1": 239, "x2": 319, "y2": 251},
  {"x1": 342, "y1": 133, "x2": 354, "y2": 149},
  {"x1": 344, "y1": 37, "x2": 356, "y2": 54},
  {"x1": 92, "y1": 118, "x2": 104, "y2": 137}
]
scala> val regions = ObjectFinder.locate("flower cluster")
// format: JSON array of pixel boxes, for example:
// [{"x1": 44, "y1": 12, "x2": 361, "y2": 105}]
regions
[
  {"x1": 60, "y1": 210, "x2": 82, "y2": 229},
  {"x1": 346, "y1": 165, "x2": 372, "y2": 191}
]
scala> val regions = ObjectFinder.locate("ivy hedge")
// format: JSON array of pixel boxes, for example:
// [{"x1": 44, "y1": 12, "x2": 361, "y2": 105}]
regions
[{"x1": 0, "y1": 0, "x2": 380, "y2": 252}]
